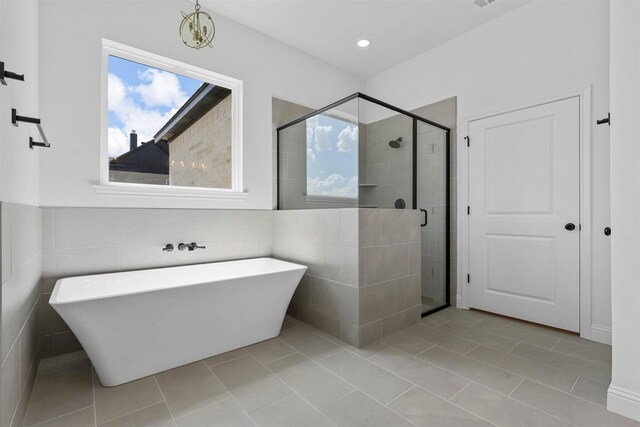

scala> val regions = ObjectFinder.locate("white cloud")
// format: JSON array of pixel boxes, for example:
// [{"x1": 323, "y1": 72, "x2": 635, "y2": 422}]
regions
[
  {"x1": 108, "y1": 127, "x2": 128, "y2": 158},
  {"x1": 308, "y1": 174, "x2": 358, "y2": 198},
  {"x1": 313, "y1": 125, "x2": 332, "y2": 151},
  {"x1": 107, "y1": 71, "x2": 182, "y2": 157},
  {"x1": 134, "y1": 69, "x2": 188, "y2": 108},
  {"x1": 337, "y1": 125, "x2": 358, "y2": 152},
  {"x1": 306, "y1": 117, "x2": 333, "y2": 152}
]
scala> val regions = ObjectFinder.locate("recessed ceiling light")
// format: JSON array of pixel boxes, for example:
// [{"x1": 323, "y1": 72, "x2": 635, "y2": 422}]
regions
[{"x1": 357, "y1": 39, "x2": 370, "y2": 48}]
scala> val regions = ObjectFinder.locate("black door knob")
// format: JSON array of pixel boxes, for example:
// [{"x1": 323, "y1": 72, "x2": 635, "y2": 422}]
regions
[
  {"x1": 565, "y1": 223, "x2": 576, "y2": 231},
  {"x1": 604, "y1": 227, "x2": 611, "y2": 236}
]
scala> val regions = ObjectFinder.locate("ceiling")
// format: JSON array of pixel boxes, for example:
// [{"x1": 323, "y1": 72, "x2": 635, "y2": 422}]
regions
[{"x1": 201, "y1": 0, "x2": 534, "y2": 78}]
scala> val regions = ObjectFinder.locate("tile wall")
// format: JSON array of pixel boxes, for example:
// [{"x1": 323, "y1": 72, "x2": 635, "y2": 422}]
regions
[
  {"x1": 273, "y1": 208, "x2": 421, "y2": 347},
  {"x1": 38, "y1": 208, "x2": 273, "y2": 359},
  {"x1": 272, "y1": 209, "x2": 360, "y2": 344},
  {"x1": 1, "y1": 203, "x2": 42, "y2": 427},
  {"x1": 358, "y1": 209, "x2": 422, "y2": 345}
]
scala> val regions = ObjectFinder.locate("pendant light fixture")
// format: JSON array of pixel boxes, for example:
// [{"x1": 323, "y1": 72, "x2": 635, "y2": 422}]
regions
[{"x1": 180, "y1": 0, "x2": 215, "y2": 50}]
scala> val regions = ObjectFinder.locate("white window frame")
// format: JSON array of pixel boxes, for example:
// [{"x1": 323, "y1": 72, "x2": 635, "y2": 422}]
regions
[{"x1": 95, "y1": 39, "x2": 245, "y2": 200}]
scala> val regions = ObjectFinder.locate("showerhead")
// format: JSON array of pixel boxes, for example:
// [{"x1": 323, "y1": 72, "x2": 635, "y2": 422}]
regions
[{"x1": 388, "y1": 137, "x2": 402, "y2": 149}]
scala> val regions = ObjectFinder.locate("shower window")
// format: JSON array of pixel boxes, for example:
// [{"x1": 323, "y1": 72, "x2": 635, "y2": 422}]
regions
[
  {"x1": 305, "y1": 113, "x2": 359, "y2": 200},
  {"x1": 96, "y1": 39, "x2": 245, "y2": 199}
]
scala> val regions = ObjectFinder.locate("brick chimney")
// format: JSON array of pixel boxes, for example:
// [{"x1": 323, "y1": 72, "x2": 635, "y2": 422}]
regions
[{"x1": 130, "y1": 130, "x2": 138, "y2": 151}]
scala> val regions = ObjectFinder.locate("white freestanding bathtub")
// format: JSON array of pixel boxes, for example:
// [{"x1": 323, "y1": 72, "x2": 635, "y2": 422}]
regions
[{"x1": 49, "y1": 257, "x2": 307, "y2": 386}]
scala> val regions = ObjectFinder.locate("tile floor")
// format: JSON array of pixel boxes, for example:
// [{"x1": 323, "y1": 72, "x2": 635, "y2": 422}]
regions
[{"x1": 23, "y1": 308, "x2": 639, "y2": 427}]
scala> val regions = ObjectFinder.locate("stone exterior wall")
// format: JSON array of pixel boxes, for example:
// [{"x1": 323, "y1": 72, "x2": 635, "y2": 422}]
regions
[{"x1": 169, "y1": 96, "x2": 232, "y2": 189}]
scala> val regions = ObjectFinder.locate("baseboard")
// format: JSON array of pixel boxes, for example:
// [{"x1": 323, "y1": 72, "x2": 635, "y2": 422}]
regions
[
  {"x1": 456, "y1": 295, "x2": 463, "y2": 309},
  {"x1": 590, "y1": 324, "x2": 612, "y2": 345},
  {"x1": 608, "y1": 384, "x2": 640, "y2": 422}
]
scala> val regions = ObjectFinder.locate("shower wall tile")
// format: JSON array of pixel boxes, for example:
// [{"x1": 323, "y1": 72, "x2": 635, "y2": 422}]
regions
[
  {"x1": 311, "y1": 277, "x2": 358, "y2": 325},
  {"x1": 358, "y1": 208, "x2": 421, "y2": 347},
  {"x1": 273, "y1": 209, "x2": 359, "y2": 343},
  {"x1": 364, "y1": 244, "x2": 409, "y2": 285}
]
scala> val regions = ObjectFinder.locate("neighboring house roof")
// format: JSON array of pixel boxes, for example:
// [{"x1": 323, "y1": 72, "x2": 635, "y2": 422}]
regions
[
  {"x1": 154, "y1": 83, "x2": 231, "y2": 143},
  {"x1": 109, "y1": 140, "x2": 169, "y2": 175}
]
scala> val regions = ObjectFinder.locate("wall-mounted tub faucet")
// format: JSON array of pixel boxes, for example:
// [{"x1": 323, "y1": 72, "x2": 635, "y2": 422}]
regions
[{"x1": 178, "y1": 242, "x2": 206, "y2": 251}]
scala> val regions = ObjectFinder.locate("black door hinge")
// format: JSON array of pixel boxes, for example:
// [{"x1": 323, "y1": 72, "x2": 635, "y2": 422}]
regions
[
  {"x1": 467, "y1": 274, "x2": 470, "y2": 284},
  {"x1": 465, "y1": 136, "x2": 470, "y2": 147},
  {"x1": 467, "y1": 206, "x2": 470, "y2": 215}
]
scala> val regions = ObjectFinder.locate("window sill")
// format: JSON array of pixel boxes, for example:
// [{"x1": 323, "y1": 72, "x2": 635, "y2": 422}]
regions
[
  {"x1": 93, "y1": 183, "x2": 248, "y2": 200},
  {"x1": 303, "y1": 195, "x2": 358, "y2": 206}
]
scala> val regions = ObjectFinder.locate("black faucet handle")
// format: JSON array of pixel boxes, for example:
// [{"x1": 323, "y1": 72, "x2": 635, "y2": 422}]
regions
[
  {"x1": 162, "y1": 244, "x2": 174, "y2": 252},
  {"x1": 190, "y1": 242, "x2": 206, "y2": 250}
]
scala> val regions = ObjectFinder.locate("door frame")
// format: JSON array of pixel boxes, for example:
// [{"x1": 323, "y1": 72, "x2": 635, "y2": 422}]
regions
[{"x1": 457, "y1": 87, "x2": 593, "y2": 340}]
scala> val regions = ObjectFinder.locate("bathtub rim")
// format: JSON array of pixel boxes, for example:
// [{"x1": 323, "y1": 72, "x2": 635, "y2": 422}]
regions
[{"x1": 49, "y1": 257, "x2": 307, "y2": 306}]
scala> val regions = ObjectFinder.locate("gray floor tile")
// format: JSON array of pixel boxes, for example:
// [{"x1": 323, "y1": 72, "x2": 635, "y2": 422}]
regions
[
  {"x1": 474, "y1": 319, "x2": 559, "y2": 349},
  {"x1": 203, "y1": 348, "x2": 249, "y2": 367},
  {"x1": 467, "y1": 345, "x2": 578, "y2": 392},
  {"x1": 380, "y1": 331, "x2": 434, "y2": 355},
  {"x1": 250, "y1": 395, "x2": 333, "y2": 427},
  {"x1": 570, "y1": 376, "x2": 609, "y2": 407},
  {"x1": 321, "y1": 390, "x2": 413, "y2": 427},
  {"x1": 437, "y1": 322, "x2": 519, "y2": 352},
  {"x1": 100, "y1": 402, "x2": 175, "y2": 427},
  {"x1": 265, "y1": 353, "x2": 354, "y2": 409},
  {"x1": 419, "y1": 315, "x2": 449, "y2": 328},
  {"x1": 404, "y1": 324, "x2": 478, "y2": 354},
  {"x1": 387, "y1": 386, "x2": 493, "y2": 427},
  {"x1": 347, "y1": 341, "x2": 390, "y2": 359},
  {"x1": 318, "y1": 350, "x2": 412, "y2": 404},
  {"x1": 553, "y1": 339, "x2": 612, "y2": 365},
  {"x1": 370, "y1": 348, "x2": 469, "y2": 399},
  {"x1": 419, "y1": 346, "x2": 523, "y2": 395},
  {"x1": 245, "y1": 338, "x2": 297, "y2": 364},
  {"x1": 37, "y1": 407, "x2": 96, "y2": 427},
  {"x1": 451, "y1": 382, "x2": 571, "y2": 427},
  {"x1": 155, "y1": 362, "x2": 229, "y2": 418},
  {"x1": 428, "y1": 308, "x2": 492, "y2": 327},
  {"x1": 511, "y1": 379, "x2": 640, "y2": 427},
  {"x1": 175, "y1": 399, "x2": 253, "y2": 427},
  {"x1": 94, "y1": 373, "x2": 164, "y2": 424},
  {"x1": 281, "y1": 316, "x2": 302, "y2": 332},
  {"x1": 511, "y1": 343, "x2": 611, "y2": 383},
  {"x1": 24, "y1": 364, "x2": 94, "y2": 426},
  {"x1": 279, "y1": 328, "x2": 344, "y2": 361},
  {"x1": 210, "y1": 354, "x2": 293, "y2": 413}
]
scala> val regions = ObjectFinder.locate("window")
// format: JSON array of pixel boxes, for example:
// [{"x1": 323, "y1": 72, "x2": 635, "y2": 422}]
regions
[
  {"x1": 305, "y1": 113, "x2": 358, "y2": 199},
  {"x1": 97, "y1": 40, "x2": 244, "y2": 199}
]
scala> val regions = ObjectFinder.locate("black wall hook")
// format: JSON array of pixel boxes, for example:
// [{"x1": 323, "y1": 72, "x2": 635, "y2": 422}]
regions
[{"x1": 0, "y1": 61, "x2": 24, "y2": 86}]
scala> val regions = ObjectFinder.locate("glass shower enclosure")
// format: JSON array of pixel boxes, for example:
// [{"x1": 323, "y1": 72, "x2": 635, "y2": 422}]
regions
[{"x1": 276, "y1": 93, "x2": 450, "y2": 316}]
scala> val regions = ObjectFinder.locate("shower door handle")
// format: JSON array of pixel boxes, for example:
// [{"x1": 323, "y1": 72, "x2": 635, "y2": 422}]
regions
[{"x1": 420, "y1": 209, "x2": 428, "y2": 227}]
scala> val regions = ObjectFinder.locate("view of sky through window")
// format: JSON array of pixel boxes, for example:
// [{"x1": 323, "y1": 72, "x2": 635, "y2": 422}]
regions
[
  {"x1": 306, "y1": 114, "x2": 359, "y2": 198},
  {"x1": 107, "y1": 55, "x2": 202, "y2": 158}
]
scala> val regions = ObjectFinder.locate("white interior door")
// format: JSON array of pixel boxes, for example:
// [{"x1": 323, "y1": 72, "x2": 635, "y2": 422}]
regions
[{"x1": 468, "y1": 97, "x2": 580, "y2": 332}]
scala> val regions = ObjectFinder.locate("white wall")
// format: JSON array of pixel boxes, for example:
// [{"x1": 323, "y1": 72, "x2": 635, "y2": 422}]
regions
[
  {"x1": 608, "y1": 1, "x2": 640, "y2": 421},
  {"x1": 0, "y1": 2, "x2": 42, "y2": 426},
  {"x1": 0, "y1": 0, "x2": 40, "y2": 205},
  {"x1": 366, "y1": 0, "x2": 612, "y2": 339},
  {"x1": 38, "y1": 0, "x2": 363, "y2": 210}
]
